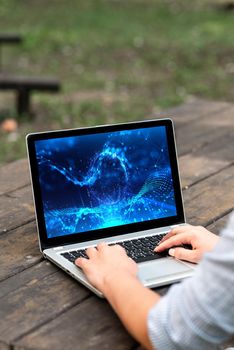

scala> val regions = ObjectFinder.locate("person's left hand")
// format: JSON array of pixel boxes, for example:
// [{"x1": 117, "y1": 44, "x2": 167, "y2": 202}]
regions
[{"x1": 75, "y1": 243, "x2": 138, "y2": 295}]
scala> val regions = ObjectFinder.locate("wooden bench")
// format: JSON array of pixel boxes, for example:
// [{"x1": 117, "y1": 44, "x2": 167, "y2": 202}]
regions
[
  {"x1": 211, "y1": 0, "x2": 234, "y2": 10},
  {"x1": 0, "y1": 99, "x2": 233, "y2": 349},
  {"x1": 0, "y1": 34, "x2": 22, "y2": 44},
  {"x1": 0, "y1": 75, "x2": 61, "y2": 115},
  {"x1": 0, "y1": 34, "x2": 22, "y2": 69},
  {"x1": 0, "y1": 33, "x2": 61, "y2": 116}
]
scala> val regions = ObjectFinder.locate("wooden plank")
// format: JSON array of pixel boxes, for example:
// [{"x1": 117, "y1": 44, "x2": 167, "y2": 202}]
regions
[
  {"x1": 0, "y1": 342, "x2": 10, "y2": 350},
  {"x1": 0, "y1": 34, "x2": 22, "y2": 44},
  {"x1": 175, "y1": 105, "x2": 234, "y2": 155},
  {"x1": 159, "y1": 98, "x2": 230, "y2": 125},
  {"x1": 184, "y1": 164, "x2": 234, "y2": 226},
  {"x1": 0, "y1": 341, "x2": 10, "y2": 350},
  {"x1": 0, "y1": 266, "x2": 90, "y2": 345},
  {"x1": 179, "y1": 132, "x2": 234, "y2": 188},
  {"x1": 14, "y1": 296, "x2": 136, "y2": 350},
  {"x1": 171, "y1": 100, "x2": 230, "y2": 126},
  {"x1": 207, "y1": 212, "x2": 230, "y2": 235},
  {"x1": 0, "y1": 76, "x2": 60, "y2": 91},
  {"x1": 0, "y1": 221, "x2": 42, "y2": 282},
  {"x1": 0, "y1": 260, "x2": 56, "y2": 299},
  {"x1": 0, "y1": 185, "x2": 34, "y2": 234},
  {"x1": 0, "y1": 158, "x2": 30, "y2": 196}
]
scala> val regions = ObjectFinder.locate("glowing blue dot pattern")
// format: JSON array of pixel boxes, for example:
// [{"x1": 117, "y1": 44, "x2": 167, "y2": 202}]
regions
[{"x1": 35, "y1": 126, "x2": 177, "y2": 238}]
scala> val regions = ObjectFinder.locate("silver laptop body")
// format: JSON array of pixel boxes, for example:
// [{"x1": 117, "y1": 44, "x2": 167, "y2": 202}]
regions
[{"x1": 27, "y1": 119, "x2": 195, "y2": 298}]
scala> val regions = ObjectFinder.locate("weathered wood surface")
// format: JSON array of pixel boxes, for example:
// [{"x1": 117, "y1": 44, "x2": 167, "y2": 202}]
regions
[
  {"x1": 0, "y1": 158, "x2": 30, "y2": 195},
  {"x1": 0, "y1": 98, "x2": 233, "y2": 350}
]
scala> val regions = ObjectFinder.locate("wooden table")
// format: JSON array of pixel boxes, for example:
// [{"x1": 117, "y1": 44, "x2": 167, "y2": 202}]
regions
[{"x1": 0, "y1": 98, "x2": 233, "y2": 350}]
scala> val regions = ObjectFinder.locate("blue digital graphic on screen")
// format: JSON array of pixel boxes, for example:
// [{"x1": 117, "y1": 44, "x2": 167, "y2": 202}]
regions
[{"x1": 35, "y1": 126, "x2": 177, "y2": 238}]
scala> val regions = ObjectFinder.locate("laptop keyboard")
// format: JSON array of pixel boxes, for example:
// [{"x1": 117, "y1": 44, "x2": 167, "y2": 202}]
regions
[{"x1": 61, "y1": 233, "x2": 168, "y2": 264}]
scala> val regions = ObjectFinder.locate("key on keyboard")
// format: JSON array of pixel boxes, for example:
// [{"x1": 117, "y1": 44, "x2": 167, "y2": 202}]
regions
[{"x1": 61, "y1": 233, "x2": 168, "y2": 264}]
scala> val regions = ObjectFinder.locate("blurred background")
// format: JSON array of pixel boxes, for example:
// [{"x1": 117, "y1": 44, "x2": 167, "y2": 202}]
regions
[{"x1": 0, "y1": 0, "x2": 233, "y2": 165}]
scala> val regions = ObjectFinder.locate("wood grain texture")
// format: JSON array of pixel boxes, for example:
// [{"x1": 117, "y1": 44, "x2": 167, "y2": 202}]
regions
[
  {"x1": 14, "y1": 297, "x2": 136, "y2": 350},
  {"x1": 0, "y1": 260, "x2": 57, "y2": 299},
  {"x1": 0, "y1": 158, "x2": 30, "y2": 196},
  {"x1": 0, "y1": 186, "x2": 34, "y2": 234},
  {"x1": 0, "y1": 266, "x2": 90, "y2": 344},
  {"x1": 0, "y1": 342, "x2": 10, "y2": 350},
  {"x1": 179, "y1": 132, "x2": 234, "y2": 188},
  {"x1": 175, "y1": 105, "x2": 234, "y2": 155},
  {"x1": 207, "y1": 212, "x2": 230, "y2": 234},
  {"x1": 159, "y1": 98, "x2": 230, "y2": 125},
  {"x1": 184, "y1": 164, "x2": 234, "y2": 226},
  {"x1": 0, "y1": 221, "x2": 42, "y2": 282}
]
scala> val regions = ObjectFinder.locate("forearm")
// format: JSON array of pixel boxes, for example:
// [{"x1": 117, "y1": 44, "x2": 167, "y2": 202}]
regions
[{"x1": 103, "y1": 271, "x2": 160, "y2": 349}]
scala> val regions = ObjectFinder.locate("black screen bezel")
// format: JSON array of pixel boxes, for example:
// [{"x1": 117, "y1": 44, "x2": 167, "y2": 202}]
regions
[{"x1": 27, "y1": 118, "x2": 185, "y2": 250}]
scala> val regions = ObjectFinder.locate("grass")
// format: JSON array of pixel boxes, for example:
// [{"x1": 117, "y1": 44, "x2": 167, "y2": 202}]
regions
[{"x1": 0, "y1": 0, "x2": 233, "y2": 164}]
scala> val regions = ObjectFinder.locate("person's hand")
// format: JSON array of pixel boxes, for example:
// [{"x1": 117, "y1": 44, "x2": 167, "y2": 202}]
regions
[
  {"x1": 155, "y1": 225, "x2": 220, "y2": 263},
  {"x1": 75, "y1": 242, "x2": 138, "y2": 294}
]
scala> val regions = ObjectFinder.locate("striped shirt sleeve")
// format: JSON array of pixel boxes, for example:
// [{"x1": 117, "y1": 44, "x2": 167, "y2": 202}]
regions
[{"x1": 147, "y1": 212, "x2": 234, "y2": 350}]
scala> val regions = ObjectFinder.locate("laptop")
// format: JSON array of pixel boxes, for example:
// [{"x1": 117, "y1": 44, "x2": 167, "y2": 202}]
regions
[{"x1": 26, "y1": 118, "x2": 195, "y2": 297}]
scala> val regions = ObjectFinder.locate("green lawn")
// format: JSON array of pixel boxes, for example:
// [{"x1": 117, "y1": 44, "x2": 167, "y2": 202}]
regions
[{"x1": 0, "y1": 0, "x2": 233, "y2": 164}]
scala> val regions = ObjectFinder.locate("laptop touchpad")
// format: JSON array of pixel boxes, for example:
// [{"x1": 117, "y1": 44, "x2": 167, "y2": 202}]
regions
[{"x1": 138, "y1": 258, "x2": 192, "y2": 282}]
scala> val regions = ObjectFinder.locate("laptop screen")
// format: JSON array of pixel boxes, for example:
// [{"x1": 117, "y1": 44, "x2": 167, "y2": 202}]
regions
[{"x1": 34, "y1": 125, "x2": 178, "y2": 239}]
